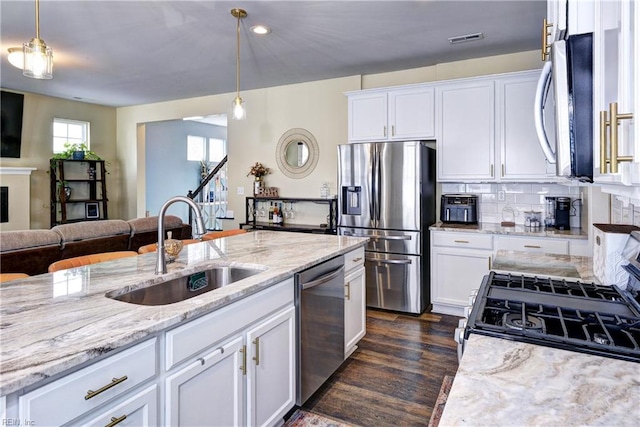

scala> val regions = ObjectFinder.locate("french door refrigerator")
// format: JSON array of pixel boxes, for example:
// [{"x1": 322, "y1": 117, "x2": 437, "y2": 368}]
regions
[{"x1": 338, "y1": 141, "x2": 436, "y2": 314}]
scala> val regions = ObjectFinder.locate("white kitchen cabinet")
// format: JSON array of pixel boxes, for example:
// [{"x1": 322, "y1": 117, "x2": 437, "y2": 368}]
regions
[
  {"x1": 344, "y1": 246, "x2": 366, "y2": 358},
  {"x1": 346, "y1": 85, "x2": 435, "y2": 142},
  {"x1": 165, "y1": 279, "x2": 295, "y2": 427},
  {"x1": 430, "y1": 231, "x2": 493, "y2": 316},
  {"x1": 166, "y1": 336, "x2": 244, "y2": 427},
  {"x1": 437, "y1": 70, "x2": 557, "y2": 182},
  {"x1": 494, "y1": 235, "x2": 569, "y2": 255},
  {"x1": 344, "y1": 266, "x2": 366, "y2": 358},
  {"x1": 18, "y1": 338, "x2": 157, "y2": 427},
  {"x1": 245, "y1": 306, "x2": 296, "y2": 427},
  {"x1": 498, "y1": 73, "x2": 556, "y2": 180},
  {"x1": 593, "y1": 0, "x2": 639, "y2": 187},
  {"x1": 77, "y1": 385, "x2": 158, "y2": 427},
  {"x1": 436, "y1": 79, "x2": 495, "y2": 181}
]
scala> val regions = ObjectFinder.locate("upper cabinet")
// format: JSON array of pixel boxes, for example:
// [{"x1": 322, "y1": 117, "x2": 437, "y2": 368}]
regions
[
  {"x1": 593, "y1": 0, "x2": 639, "y2": 187},
  {"x1": 436, "y1": 70, "x2": 556, "y2": 182},
  {"x1": 346, "y1": 85, "x2": 435, "y2": 142},
  {"x1": 436, "y1": 79, "x2": 495, "y2": 181}
]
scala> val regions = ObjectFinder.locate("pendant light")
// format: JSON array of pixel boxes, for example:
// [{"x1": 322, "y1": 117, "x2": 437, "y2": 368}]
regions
[
  {"x1": 231, "y1": 8, "x2": 247, "y2": 120},
  {"x1": 23, "y1": 0, "x2": 53, "y2": 79}
]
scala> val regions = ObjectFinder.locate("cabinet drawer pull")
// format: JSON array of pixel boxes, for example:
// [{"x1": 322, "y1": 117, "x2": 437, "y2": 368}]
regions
[
  {"x1": 609, "y1": 102, "x2": 634, "y2": 173},
  {"x1": 541, "y1": 18, "x2": 552, "y2": 61},
  {"x1": 240, "y1": 345, "x2": 247, "y2": 375},
  {"x1": 345, "y1": 282, "x2": 351, "y2": 300},
  {"x1": 85, "y1": 376, "x2": 128, "y2": 400},
  {"x1": 454, "y1": 240, "x2": 469, "y2": 244},
  {"x1": 252, "y1": 338, "x2": 260, "y2": 366},
  {"x1": 600, "y1": 110, "x2": 609, "y2": 172},
  {"x1": 523, "y1": 245, "x2": 542, "y2": 249},
  {"x1": 105, "y1": 415, "x2": 127, "y2": 427},
  {"x1": 352, "y1": 257, "x2": 363, "y2": 262}
]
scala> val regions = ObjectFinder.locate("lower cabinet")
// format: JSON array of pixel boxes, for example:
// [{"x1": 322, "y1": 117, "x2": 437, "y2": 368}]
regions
[
  {"x1": 164, "y1": 280, "x2": 296, "y2": 427},
  {"x1": 345, "y1": 265, "x2": 366, "y2": 358},
  {"x1": 166, "y1": 337, "x2": 245, "y2": 426},
  {"x1": 79, "y1": 384, "x2": 158, "y2": 426}
]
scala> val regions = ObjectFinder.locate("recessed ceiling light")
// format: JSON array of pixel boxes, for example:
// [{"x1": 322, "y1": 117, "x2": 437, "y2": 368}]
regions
[
  {"x1": 250, "y1": 25, "x2": 271, "y2": 35},
  {"x1": 448, "y1": 32, "x2": 484, "y2": 44}
]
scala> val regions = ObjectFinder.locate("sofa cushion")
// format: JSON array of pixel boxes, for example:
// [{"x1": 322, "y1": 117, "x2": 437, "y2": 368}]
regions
[
  {"x1": 0, "y1": 229, "x2": 61, "y2": 252},
  {"x1": 52, "y1": 220, "x2": 130, "y2": 247},
  {"x1": 128, "y1": 215, "x2": 183, "y2": 234}
]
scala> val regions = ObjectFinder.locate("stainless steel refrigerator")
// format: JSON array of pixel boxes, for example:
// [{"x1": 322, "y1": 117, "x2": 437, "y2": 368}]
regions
[{"x1": 337, "y1": 141, "x2": 436, "y2": 314}]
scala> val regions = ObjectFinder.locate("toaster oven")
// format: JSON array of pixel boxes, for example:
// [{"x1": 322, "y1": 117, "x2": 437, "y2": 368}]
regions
[{"x1": 440, "y1": 194, "x2": 478, "y2": 224}]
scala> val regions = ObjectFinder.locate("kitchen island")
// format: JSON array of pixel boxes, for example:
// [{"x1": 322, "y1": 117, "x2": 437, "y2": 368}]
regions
[
  {"x1": 440, "y1": 334, "x2": 640, "y2": 426},
  {"x1": 0, "y1": 231, "x2": 367, "y2": 425}
]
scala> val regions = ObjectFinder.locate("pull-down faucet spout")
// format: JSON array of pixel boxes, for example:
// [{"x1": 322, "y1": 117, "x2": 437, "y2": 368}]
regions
[{"x1": 156, "y1": 196, "x2": 206, "y2": 274}]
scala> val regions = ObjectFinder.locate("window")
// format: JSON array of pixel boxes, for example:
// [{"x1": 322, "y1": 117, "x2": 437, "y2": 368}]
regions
[
  {"x1": 187, "y1": 135, "x2": 205, "y2": 161},
  {"x1": 209, "y1": 138, "x2": 226, "y2": 163},
  {"x1": 53, "y1": 118, "x2": 90, "y2": 153},
  {"x1": 187, "y1": 135, "x2": 226, "y2": 163}
]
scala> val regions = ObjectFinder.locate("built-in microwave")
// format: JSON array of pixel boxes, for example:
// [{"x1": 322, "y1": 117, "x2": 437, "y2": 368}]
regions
[{"x1": 534, "y1": 32, "x2": 594, "y2": 182}]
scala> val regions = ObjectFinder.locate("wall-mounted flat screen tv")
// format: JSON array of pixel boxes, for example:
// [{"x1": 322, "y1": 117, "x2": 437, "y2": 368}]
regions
[{"x1": 1, "y1": 91, "x2": 24, "y2": 158}]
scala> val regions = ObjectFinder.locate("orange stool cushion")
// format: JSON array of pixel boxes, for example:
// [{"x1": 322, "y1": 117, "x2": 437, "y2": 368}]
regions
[
  {"x1": 137, "y1": 239, "x2": 200, "y2": 254},
  {"x1": 0, "y1": 273, "x2": 30, "y2": 283},
  {"x1": 48, "y1": 251, "x2": 138, "y2": 272},
  {"x1": 201, "y1": 229, "x2": 247, "y2": 241}
]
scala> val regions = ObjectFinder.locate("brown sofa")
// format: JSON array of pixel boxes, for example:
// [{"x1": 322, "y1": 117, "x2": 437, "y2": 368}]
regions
[{"x1": 0, "y1": 216, "x2": 192, "y2": 276}]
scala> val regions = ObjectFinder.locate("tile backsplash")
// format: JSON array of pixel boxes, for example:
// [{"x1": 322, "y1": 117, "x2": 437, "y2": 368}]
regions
[{"x1": 441, "y1": 183, "x2": 584, "y2": 226}]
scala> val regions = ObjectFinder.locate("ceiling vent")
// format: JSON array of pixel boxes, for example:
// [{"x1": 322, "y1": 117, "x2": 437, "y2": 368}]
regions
[{"x1": 448, "y1": 32, "x2": 484, "y2": 44}]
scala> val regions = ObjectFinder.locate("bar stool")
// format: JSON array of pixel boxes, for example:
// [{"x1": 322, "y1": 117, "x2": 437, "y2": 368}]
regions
[
  {"x1": 137, "y1": 239, "x2": 200, "y2": 254},
  {"x1": 48, "y1": 251, "x2": 139, "y2": 272},
  {"x1": 201, "y1": 229, "x2": 247, "y2": 241},
  {"x1": 0, "y1": 273, "x2": 30, "y2": 283}
]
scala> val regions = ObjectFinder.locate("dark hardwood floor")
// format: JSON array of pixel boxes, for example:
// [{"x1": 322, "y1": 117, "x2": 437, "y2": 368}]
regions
[{"x1": 302, "y1": 309, "x2": 461, "y2": 427}]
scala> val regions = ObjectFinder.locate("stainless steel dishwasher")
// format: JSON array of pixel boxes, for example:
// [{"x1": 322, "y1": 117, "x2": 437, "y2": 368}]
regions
[{"x1": 295, "y1": 255, "x2": 345, "y2": 405}]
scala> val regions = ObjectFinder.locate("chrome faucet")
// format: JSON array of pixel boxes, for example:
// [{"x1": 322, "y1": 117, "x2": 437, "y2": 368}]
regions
[{"x1": 156, "y1": 196, "x2": 206, "y2": 274}]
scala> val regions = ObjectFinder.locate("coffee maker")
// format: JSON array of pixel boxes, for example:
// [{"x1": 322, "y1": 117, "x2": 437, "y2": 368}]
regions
[{"x1": 555, "y1": 197, "x2": 571, "y2": 230}]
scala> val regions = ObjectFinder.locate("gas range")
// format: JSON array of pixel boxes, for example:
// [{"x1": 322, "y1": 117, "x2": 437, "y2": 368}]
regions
[{"x1": 463, "y1": 272, "x2": 640, "y2": 363}]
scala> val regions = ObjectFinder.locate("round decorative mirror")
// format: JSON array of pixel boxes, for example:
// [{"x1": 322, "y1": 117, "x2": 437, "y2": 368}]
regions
[{"x1": 276, "y1": 128, "x2": 319, "y2": 179}]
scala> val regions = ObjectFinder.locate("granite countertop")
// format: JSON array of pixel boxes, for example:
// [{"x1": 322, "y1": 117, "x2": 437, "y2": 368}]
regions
[
  {"x1": 0, "y1": 231, "x2": 367, "y2": 395},
  {"x1": 440, "y1": 335, "x2": 640, "y2": 426},
  {"x1": 492, "y1": 250, "x2": 597, "y2": 282},
  {"x1": 430, "y1": 221, "x2": 588, "y2": 240}
]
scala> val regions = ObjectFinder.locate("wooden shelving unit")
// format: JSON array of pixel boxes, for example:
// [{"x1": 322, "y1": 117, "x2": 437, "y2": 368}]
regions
[{"x1": 50, "y1": 159, "x2": 108, "y2": 226}]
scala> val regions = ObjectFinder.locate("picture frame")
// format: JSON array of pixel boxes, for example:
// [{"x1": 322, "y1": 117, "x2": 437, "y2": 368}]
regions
[{"x1": 85, "y1": 202, "x2": 99, "y2": 219}]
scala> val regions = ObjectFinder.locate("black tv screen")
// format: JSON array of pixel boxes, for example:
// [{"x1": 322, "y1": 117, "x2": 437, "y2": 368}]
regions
[{"x1": 1, "y1": 91, "x2": 24, "y2": 158}]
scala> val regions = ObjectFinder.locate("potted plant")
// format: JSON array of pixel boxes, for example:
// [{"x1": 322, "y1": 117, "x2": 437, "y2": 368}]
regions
[{"x1": 51, "y1": 142, "x2": 104, "y2": 161}]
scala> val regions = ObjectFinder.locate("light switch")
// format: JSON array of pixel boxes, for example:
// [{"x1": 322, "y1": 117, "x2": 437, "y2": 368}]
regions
[{"x1": 237, "y1": 186, "x2": 244, "y2": 195}]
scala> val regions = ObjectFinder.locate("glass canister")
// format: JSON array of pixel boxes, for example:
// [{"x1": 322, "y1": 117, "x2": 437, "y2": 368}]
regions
[{"x1": 545, "y1": 196, "x2": 556, "y2": 228}]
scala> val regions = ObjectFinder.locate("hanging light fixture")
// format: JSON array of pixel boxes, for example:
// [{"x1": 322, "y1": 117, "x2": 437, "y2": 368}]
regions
[
  {"x1": 231, "y1": 8, "x2": 247, "y2": 120},
  {"x1": 22, "y1": 0, "x2": 53, "y2": 79}
]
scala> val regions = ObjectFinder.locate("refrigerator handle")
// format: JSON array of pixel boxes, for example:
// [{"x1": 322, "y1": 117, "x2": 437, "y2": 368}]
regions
[
  {"x1": 375, "y1": 147, "x2": 382, "y2": 222},
  {"x1": 370, "y1": 146, "x2": 378, "y2": 225}
]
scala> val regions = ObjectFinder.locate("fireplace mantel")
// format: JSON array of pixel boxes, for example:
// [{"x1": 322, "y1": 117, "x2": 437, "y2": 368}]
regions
[
  {"x1": 0, "y1": 167, "x2": 37, "y2": 175},
  {"x1": 0, "y1": 167, "x2": 37, "y2": 230}
]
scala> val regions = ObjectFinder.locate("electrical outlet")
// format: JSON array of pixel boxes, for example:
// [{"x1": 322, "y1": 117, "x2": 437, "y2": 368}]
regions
[
  {"x1": 498, "y1": 190, "x2": 506, "y2": 201},
  {"x1": 237, "y1": 186, "x2": 244, "y2": 195}
]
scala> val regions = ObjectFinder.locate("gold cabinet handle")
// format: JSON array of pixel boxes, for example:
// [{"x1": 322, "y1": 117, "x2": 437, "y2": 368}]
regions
[
  {"x1": 501, "y1": 164, "x2": 505, "y2": 178},
  {"x1": 239, "y1": 345, "x2": 247, "y2": 375},
  {"x1": 488, "y1": 256, "x2": 492, "y2": 270},
  {"x1": 541, "y1": 18, "x2": 553, "y2": 61},
  {"x1": 105, "y1": 415, "x2": 127, "y2": 427},
  {"x1": 252, "y1": 338, "x2": 260, "y2": 366},
  {"x1": 490, "y1": 164, "x2": 494, "y2": 177},
  {"x1": 345, "y1": 282, "x2": 351, "y2": 300},
  {"x1": 383, "y1": 126, "x2": 387, "y2": 137},
  {"x1": 392, "y1": 125, "x2": 395, "y2": 137},
  {"x1": 609, "y1": 102, "x2": 634, "y2": 173},
  {"x1": 454, "y1": 240, "x2": 469, "y2": 244},
  {"x1": 352, "y1": 257, "x2": 363, "y2": 262},
  {"x1": 524, "y1": 245, "x2": 542, "y2": 249},
  {"x1": 85, "y1": 376, "x2": 128, "y2": 400},
  {"x1": 600, "y1": 110, "x2": 609, "y2": 172}
]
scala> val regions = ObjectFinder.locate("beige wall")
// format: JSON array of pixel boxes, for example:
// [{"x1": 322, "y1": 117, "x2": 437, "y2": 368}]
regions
[
  {"x1": 0, "y1": 90, "x2": 116, "y2": 229},
  {"x1": 116, "y1": 50, "x2": 541, "y2": 228}
]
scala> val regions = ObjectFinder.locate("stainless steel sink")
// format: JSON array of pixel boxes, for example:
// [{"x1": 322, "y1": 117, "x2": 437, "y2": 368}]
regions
[{"x1": 107, "y1": 267, "x2": 263, "y2": 306}]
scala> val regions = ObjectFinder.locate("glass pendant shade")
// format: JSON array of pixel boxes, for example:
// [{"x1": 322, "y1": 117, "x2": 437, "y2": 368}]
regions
[
  {"x1": 232, "y1": 96, "x2": 246, "y2": 120},
  {"x1": 23, "y1": 37, "x2": 52, "y2": 79}
]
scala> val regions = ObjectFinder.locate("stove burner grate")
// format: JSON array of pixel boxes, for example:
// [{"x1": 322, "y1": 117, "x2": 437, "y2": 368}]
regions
[{"x1": 503, "y1": 313, "x2": 545, "y2": 331}]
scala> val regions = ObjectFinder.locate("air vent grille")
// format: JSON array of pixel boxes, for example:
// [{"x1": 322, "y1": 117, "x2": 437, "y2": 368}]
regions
[{"x1": 448, "y1": 32, "x2": 485, "y2": 44}]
